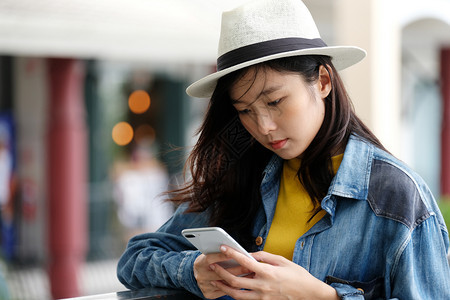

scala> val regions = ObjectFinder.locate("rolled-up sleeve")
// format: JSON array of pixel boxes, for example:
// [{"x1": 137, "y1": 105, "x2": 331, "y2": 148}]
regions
[{"x1": 117, "y1": 203, "x2": 209, "y2": 298}]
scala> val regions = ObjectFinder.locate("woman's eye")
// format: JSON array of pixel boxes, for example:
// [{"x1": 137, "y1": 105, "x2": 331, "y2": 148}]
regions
[
  {"x1": 237, "y1": 108, "x2": 250, "y2": 114},
  {"x1": 268, "y1": 99, "x2": 282, "y2": 106}
]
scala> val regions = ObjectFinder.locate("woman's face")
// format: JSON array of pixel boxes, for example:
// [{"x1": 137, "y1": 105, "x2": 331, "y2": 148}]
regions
[{"x1": 229, "y1": 66, "x2": 331, "y2": 160}]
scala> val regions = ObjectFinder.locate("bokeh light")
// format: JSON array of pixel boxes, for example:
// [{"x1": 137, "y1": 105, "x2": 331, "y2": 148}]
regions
[
  {"x1": 128, "y1": 90, "x2": 151, "y2": 114},
  {"x1": 112, "y1": 122, "x2": 134, "y2": 146}
]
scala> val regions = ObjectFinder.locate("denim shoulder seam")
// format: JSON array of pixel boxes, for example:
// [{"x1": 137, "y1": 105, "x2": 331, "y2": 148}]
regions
[
  {"x1": 366, "y1": 193, "x2": 418, "y2": 230},
  {"x1": 371, "y1": 156, "x2": 430, "y2": 211},
  {"x1": 367, "y1": 158, "x2": 431, "y2": 230},
  {"x1": 390, "y1": 227, "x2": 412, "y2": 280}
]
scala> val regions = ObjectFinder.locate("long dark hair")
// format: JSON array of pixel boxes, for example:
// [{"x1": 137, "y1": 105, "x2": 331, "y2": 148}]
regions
[{"x1": 170, "y1": 55, "x2": 385, "y2": 248}]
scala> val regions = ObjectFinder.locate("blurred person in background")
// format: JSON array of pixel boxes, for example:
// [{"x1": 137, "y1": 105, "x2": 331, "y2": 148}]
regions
[
  {"x1": 113, "y1": 137, "x2": 173, "y2": 241},
  {"x1": 117, "y1": 0, "x2": 450, "y2": 299}
]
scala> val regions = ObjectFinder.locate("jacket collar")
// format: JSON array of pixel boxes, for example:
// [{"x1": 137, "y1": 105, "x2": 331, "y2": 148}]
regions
[
  {"x1": 260, "y1": 135, "x2": 374, "y2": 218},
  {"x1": 262, "y1": 134, "x2": 374, "y2": 199},
  {"x1": 328, "y1": 135, "x2": 373, "y2": 201}
]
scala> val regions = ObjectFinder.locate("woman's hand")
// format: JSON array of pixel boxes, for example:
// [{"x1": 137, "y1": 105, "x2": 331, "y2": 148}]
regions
[
  {"x1": 193, "y1": 251, "x2": 253, "y2": 299},
  {"x1": 209, "y1": 245, "x2": 339, "y2": 300}
]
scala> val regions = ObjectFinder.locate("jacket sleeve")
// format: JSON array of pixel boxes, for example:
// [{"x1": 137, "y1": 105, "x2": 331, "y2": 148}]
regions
[
  {"x1": 116, "y1": 203, "x2": 209, "y2": 298},
  {"x1": 389, "y1": 216, "x2": 450, "y2": 299}
]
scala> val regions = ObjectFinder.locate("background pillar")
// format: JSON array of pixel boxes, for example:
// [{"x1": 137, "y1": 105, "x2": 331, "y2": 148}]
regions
[
  {"x1": 334, "y1": 0, "x2": 401, "y2": 156},
  {"x1": 47, "y1": 58, "x2": 87, "y2": 299},
  {"x1": 441, "y1": 48, "x2": 450, "y2": 198}
]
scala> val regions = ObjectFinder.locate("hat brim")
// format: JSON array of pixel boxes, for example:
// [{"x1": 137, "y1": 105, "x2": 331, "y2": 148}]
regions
[{"x1": 186, "y1": 46, "x2": 366, "y2": 98}]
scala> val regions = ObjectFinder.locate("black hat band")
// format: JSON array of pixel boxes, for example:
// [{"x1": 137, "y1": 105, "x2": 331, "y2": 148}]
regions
[{"x1": 217, "y1": 37, "x2": 328, "y2": 71}]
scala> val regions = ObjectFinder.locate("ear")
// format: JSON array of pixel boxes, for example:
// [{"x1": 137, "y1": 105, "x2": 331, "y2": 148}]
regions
[{"x1": 317, "y1": 65, "x2": 332, "y2": 99}]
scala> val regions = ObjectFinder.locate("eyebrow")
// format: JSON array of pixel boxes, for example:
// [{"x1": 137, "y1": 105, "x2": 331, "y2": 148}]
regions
[{"x1": 231, "y1": 84, "x2": 283, "y2": 105}]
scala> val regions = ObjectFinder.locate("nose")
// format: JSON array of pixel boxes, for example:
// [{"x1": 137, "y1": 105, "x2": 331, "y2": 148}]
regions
[{"x1": 255, "y1": 113, "x2": 276, "y2": 135}]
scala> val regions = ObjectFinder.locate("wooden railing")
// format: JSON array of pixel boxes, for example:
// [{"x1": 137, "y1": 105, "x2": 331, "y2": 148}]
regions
[{"x1": 61, "y1": 287, "x2": 201, "y2": 300}]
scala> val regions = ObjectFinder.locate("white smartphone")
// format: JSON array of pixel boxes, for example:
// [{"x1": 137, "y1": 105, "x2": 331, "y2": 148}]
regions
[{"x1": 182, "y1": 227, "x2": 256, "y2": 269}]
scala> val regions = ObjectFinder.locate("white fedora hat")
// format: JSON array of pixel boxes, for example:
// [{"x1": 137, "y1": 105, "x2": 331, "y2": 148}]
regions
[{"x1": 186, "y1": 0, "x2": 366, "y2": 98}]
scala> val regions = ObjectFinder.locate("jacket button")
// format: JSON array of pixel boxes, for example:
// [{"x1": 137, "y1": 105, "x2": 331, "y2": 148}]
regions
[{"x1": 255, "y1": 236, "x2": 263, "y2": 246}]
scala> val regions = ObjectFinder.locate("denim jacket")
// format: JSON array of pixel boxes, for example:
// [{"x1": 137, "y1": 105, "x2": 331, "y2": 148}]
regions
[{"x1": 117, "y1": 135, "x2": 450, "y2": 299}]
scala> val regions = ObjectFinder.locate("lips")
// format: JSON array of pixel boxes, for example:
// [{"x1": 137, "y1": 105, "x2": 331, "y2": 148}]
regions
[{"x1": 269, "y1": 139, "x2": 287, "y2": 150}]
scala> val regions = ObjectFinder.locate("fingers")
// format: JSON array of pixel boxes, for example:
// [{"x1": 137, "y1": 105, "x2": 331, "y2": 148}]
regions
[
  {"x1": 209, "y1": 248, "x2": 324, "y2": 299},
  {"x1": 197, "y1": 248, "x2": 279, "y2": 299},
  {"x1": 209, "y1": 246, "x2": 262, "y2": 292},
  {"x1": 196, "y1": 271, "x2": 225, "y2": 299},
  {"x1": 209, "y1": 248, "x2": 289, "y2": 294},
  {"x1": 219, "y1": 263, "x2": 254, "y2": 277},
  {"x1": 194, "y1": 253, "x2": 228, "y2": 299},
  {"x1": 203, "y1": 251, "x2": 231, "y2": 265},
  {"x1": 250, "y1": 250, "x2": 288, "y2": 266},
  {"x1": 219, "y1": 246, "x2": 263, "y2": 272},
  {"x1": 212, "y1": 280, "x2": 257, "y2": 300},
  {"x1": 210, "y1": 263, "x2": 252, "y2": 289}
]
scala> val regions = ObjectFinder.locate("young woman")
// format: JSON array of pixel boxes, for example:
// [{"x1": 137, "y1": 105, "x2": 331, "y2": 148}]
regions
[{"x1": 117, "y1": 0, "x2": 450, "y2": 299}]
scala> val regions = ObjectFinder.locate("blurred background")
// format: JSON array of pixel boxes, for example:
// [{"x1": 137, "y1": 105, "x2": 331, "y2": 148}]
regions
[{"x1": 0, "y1": 0, "x2": 449, "y2": 299}]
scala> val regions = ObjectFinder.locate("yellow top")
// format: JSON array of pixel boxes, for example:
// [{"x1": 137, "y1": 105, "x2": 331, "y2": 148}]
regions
[{"x1": 263, "y1": 154, "x2": 344, "y2": 260}]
